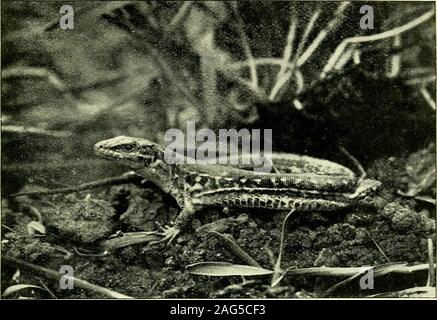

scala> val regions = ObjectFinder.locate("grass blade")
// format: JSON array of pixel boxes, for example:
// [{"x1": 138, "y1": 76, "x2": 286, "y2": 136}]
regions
[{"x1": 186, "y1": 262, "x2": 273, "y2": 277}]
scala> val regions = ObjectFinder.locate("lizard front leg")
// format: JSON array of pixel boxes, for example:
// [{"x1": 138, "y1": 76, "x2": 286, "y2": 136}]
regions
[{"x1": 153, "y1": 197, "x2": 197, "y2": 245}]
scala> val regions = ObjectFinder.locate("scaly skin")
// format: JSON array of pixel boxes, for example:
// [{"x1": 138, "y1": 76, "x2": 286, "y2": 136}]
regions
[{"x1": 94, "y1": 136, "x2": 381, "y2": 244}]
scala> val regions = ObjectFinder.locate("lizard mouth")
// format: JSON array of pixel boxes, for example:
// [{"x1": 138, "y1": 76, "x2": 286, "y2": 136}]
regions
[
  {"x1": 94, "y1": 145, "x2": 121, "y2": 159},
  {"x1": 94, "y1": 142, "x2": 137, "y2": 164}
]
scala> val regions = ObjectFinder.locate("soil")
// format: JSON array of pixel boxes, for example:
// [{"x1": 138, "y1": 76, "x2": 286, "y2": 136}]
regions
[{"x1": 2, "y1": 144, "x2": 435, "y2": 298}]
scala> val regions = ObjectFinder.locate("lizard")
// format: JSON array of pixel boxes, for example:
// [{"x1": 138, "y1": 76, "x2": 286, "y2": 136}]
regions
[{"x1": 94, "y1": 136, "x2": 381, "y2": 244}]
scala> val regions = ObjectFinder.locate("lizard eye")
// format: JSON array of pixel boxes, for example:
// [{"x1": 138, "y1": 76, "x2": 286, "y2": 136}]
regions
[{"x1": 121, "y1": 144, "x2": 135, "y2": 152}]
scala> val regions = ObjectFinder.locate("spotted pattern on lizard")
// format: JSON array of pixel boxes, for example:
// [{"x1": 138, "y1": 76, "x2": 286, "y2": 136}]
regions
[{"x1": 94, "y1": 136, "x2": 381, "y2": 243}]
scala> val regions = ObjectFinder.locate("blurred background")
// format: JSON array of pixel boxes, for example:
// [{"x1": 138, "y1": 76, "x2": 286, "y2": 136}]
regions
[{"x1": 1, "y1": 1, "x2": 435, "y2": 195}]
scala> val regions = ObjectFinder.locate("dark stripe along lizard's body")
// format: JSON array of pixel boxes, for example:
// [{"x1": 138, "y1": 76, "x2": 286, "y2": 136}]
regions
[
  {"x1": 94, "y1": 136, "x2": 381, "y2": 242},
  {"x1": 180, "y1": 165, "x2": 354, "y2": 211}
]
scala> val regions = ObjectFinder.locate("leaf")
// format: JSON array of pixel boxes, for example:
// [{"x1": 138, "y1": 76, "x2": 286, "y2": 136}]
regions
[
  {"x1": 322, "y1": 263, "x2": 408, "y2": 296},
  {"x1": 2, "y1": 284, "x2": 47, "y2": 297},
  {"x1": 186, "y1": 262, "x2": 273, "y2": 277},
  {"x1": 271, "y1": 209, "x2": 297, "y2": 287},
  {"x1": 368, "y1": 286, "x2": 436, "y2": 298},
  {"x1": 270, "y1": 271, "x2": 288, "y2": 288},
  {"x1": 27, "y1": 221, "x2": 46, "y2": 236},
  {"x1": 284, "y1": 263, "x2": 412, "y2": 277},
  {"x1": 372, "y1": 262, "x2": 409, "y2": 277},
  {"x1": 395, "y1": 286, "x2": 436, "y2": 298}
]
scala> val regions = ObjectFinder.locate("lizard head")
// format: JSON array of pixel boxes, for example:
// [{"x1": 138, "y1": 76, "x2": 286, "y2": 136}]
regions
[{"x1": 94, "y1": 136, "x2": 164, "y2": 169}]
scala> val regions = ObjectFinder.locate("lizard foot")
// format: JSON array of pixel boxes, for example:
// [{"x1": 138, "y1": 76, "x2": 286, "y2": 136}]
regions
[{"x1": 148, "y1": 226, "x2": 180, "y2": 246}]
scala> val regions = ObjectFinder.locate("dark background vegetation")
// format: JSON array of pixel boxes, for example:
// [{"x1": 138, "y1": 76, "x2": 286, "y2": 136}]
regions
[{"x1": 2, "y1": 1, "x2": 435, "y2": 191}]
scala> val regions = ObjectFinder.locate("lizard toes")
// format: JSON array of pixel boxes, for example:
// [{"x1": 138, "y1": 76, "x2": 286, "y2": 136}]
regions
[{"x1": 161, "y1": 226, "x2": 180, "y2": 246}]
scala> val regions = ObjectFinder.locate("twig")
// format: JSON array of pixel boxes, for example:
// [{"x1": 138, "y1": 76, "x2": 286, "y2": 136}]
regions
[
  {"x1": 73, "y1": 247, "x2": 109, "y2": 257},
  {"x1": 293, "y1": 99, "x2": 304, "y2": 111},
  {"x1": 294, "y1": 9, "x2": 321, "y2": 65},
  {"x1": 322, "y1": 267, "x2": 371, "y2": 296},
  {"x1": 412, "y1": 196, "x2": 436, "y2": 205},
  {"x1": 387, "y1": 35, "x2": 402, "y2": 78},
  {"x1": 209, "y1": 231, "x2": 261, "y2": 268},
  {"x1": 100, "y1": 232, "x2": 161, "y2": 250},
  {"x1": 365, "y1": 230, "x2": 391, "y2": 263},
  {"x1": 2, "y1": 67, "x2": 66, "y2": 91},
  {"x1": 353, "y1": 49, "x2": 361, "y2": 65},
  {"x1": 269, "y1": 9, "x2": 321, "y2": 101},
  {"x1": 271, "y1": 209, "x2": 297, "y2": 286},
  {"x1": 419, "y1": 87, "x2": 436, "y2": 110},
  {"x1": 368, "y1": 286, "x2": 435, "y2": 298},
  {"x1": 52, "y1": 245, "x2": 74, "y2": 260},
  {"x1": 285, "y1": 263, "x2": 433, "y2": 277},
  {"x1": 39, "y1": 280, "x2": 58, "y2": 299},
  {"x1": 298, "y1": 2, "x2": 351, "y2": 67},
  {"x1": 275, "y1": 11, "x2": 297, "y2": 83},
  {"x1": 227, "y1": 58, "x2": 282, "y2": 69},
  {"x1": 294, "y1": 70, "x2": 305, "y2": 94},
  {"x1": 404, "y1": 75, "x2": 435, "y2": 86},
  {"x1": 11, "y1": 172, "x2": 143, "y2": 197},
  {"x1": 3, "y1": 255, "x2": 132, "y2": 299},
  {"x1": 2, "y1": 224, "x2": 18, "y2": 234},
  {"x1": 231, "y1": 3, "x2": 258, "y2": 89},
  {"x1": 224, "y1": 70, "x2": 269, "y2": 101},
  {"x1": 321, "y1": 10, "x2": 435, "y2": 78},
  {"x1": 165, "y1": 2, "x2": 193, "y2": 34},
  {"x1": 271, "y1": 6, "x2": 333, "y2": 101},
  {"x1": 333, "y1": 46, "x2": 356, "y2": 71},
  {"x1": 323, "y1": 263, "x2": 408, "y2": 296},
  {"x1": 404, "y1": 67, "x2": 435, "y2": 77},
  {"x1": 268, "y1": 69, "x2": 292, "y2": 101},
  {"x1": 338, "y1": 145, "x2": 366, "y2": 179}
]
